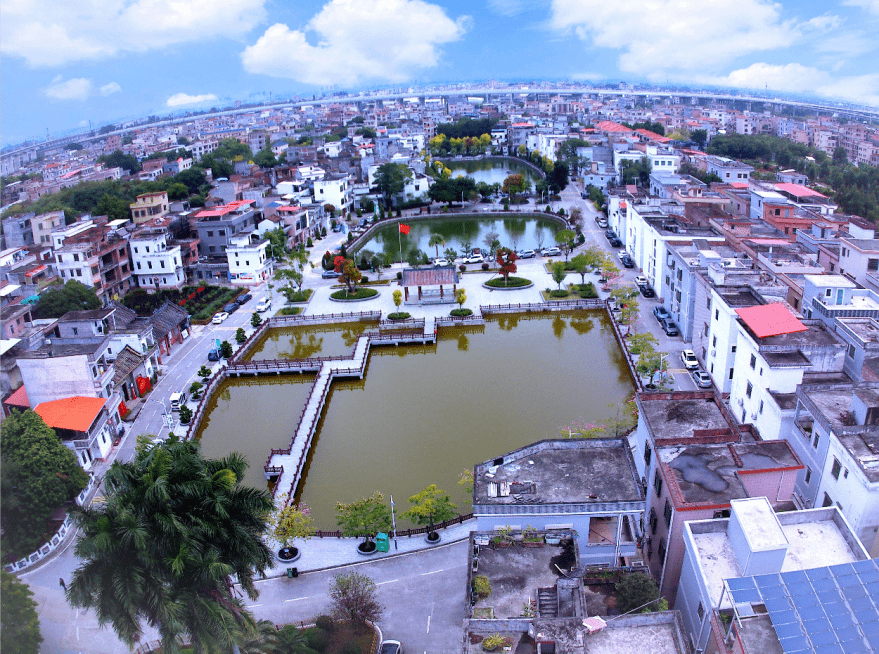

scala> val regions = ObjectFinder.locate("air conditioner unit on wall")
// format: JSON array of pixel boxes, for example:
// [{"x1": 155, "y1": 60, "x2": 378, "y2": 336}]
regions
[
  {"x1": 737, "y1": 398, "x2": 744, "y2": 407},
  {"x1": 750, "y1": 412, "x2": 758, "y2": 420}
]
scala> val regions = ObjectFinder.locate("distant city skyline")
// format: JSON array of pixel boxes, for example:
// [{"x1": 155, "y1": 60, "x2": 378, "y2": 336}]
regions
[{"x1": 2, "y1": 0, "x2": 879, "y2": 144}]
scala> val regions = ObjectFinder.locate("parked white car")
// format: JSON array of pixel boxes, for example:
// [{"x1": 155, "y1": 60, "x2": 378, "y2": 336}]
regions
[
  {"x1": 212, "y1": 312, "x2": 229, "y2": 324},
  {"x1": 255, "y1": 298, "x2": 271, "y2": 312}
]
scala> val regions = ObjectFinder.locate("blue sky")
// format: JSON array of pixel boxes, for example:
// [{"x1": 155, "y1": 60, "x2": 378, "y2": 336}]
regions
[{"x1": 2, "y1": 0, "x2": 879, "y2": 146}]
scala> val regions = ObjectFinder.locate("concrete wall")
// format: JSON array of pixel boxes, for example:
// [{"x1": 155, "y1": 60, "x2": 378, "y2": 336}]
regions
[{"x1": 18, "y1": 355, "x2": 96, "y2": 406}]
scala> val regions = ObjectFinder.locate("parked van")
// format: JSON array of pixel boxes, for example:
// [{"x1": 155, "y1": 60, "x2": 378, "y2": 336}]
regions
[
  {"x1": 169, "y1": 392, "x2": 187, "y2": 411},
  {"x1": 256, "y1": 297, "x2": 271, "y2": 312}
]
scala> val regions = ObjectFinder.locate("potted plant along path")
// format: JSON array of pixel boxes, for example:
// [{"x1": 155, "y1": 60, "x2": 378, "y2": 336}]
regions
[
  {"x1": 451, "y1": 288, "x2": 472, "y2": 317},
  {"x1": 402, "y1": 484, "x2": 458, "y2": 544},
  {"x1": 270, "y1": 493, "x2": 314, "y2": 563},
  {"x1": 331, "y1": 256, "x2": 378, "y2": 301},
  {"x1": 336, "y1": 491, "x2": 392, "y2": 555}
]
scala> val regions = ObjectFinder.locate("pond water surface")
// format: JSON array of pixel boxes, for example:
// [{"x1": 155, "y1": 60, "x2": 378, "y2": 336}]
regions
[
  {"x1": 445, "y1": 157, "x2": 543, "y2": 187},
  {"x1": 197, "y1": 311, "x2": 634, "y2": 528}
]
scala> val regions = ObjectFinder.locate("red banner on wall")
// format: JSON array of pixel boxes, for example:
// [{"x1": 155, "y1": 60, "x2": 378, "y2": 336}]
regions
[{"x1": 136, "y1": 376, "x2": 151, "y2": 396}]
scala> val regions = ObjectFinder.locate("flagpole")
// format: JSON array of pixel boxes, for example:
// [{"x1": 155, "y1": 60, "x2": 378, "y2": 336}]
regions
[{"x1": 398, "y1": 221, "x2": 403, "y2": 268}]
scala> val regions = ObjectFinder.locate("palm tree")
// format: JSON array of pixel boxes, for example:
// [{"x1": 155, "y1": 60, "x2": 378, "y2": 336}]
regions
[
  {"x1": 428, "y1": 233, "x2": 445, "y2": 261},
  {"x1": 68, "y1": 437, "x2": 274, "y2": 654}
]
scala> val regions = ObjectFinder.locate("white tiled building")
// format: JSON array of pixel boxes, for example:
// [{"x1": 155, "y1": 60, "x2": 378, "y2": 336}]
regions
[{"x1": 129, "y1": 230, "x2": 185, "y2": 290}]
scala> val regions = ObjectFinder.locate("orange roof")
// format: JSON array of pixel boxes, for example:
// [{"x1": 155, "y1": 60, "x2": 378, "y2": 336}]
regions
[
  {"x1": 35, "y1": 396, "x2": 106, "y2": 432},
  {"x1": 596, "y1": 120, "x2": 633, "y2": 134},
  {"x1": 736, "y1": 304, "x2": 807, "y2": 339},
  {"x1": 730, "y1": 182, "x2": 749, "y2": 189},
  {"x1": 634, "y1": 129, "x2": 671, "y2": 143}
]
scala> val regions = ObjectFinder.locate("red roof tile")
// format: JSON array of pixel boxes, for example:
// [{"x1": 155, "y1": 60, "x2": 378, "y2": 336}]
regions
[
  {"x1": 736, "y1": 304, "x2": 807, "y2": 339},
  {"x1": 5, "y1": 385, "x2": 30, "y2": 408}
]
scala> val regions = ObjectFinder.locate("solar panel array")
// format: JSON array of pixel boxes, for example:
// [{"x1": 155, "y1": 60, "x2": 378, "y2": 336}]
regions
[{"x1": 725, "y1": 559, "x2": 879, "y2": 654}]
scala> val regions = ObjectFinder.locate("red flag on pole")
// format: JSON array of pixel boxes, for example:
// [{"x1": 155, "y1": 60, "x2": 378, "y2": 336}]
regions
[{"x1": 399, "y1": 223, "x2": 410, "y2": 235}]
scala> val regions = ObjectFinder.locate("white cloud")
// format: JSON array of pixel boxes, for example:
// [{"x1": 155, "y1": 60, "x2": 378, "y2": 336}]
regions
[
  {"x1": 99, "y1": 82, "x2": 122, "y2": 97},
  {"x1": 43, "y1": 76, "x2": 122, "y2": 101},
  {"x1": 549, "y1": 0, "x2": 798, "y2": 77},
  {"x1": 844, "y1": 0, "x2": 879, "y2": 15},
  {"x1": 1, "y1": 0, "x2": 267, "y2": 66},
  {"x1": 570, "y1": 71, "x2": 605, "y2": 81},
  {"x1": 488, "y1": 0, "x2": 531, "y2": 16},
  {"x1": 44, "y1": 77, "x2": 94, "y2": 101},
  {"x1": 242, "y1": 0, "x2": 468, "y2": 85},
  {"x1": 166, "y1": 92, "x2": 218, "y2": 107},
  {"x1": 712, "y1": 63, "x2": 879, "y2": 106}
]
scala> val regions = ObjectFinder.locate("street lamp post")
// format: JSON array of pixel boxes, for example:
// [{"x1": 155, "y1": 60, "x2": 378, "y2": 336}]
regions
[{"x1": 390, "y1": 495, "x2": 398, "y2": 550}]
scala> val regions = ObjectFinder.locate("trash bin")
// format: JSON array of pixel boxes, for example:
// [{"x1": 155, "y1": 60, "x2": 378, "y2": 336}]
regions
[
  {"x1": 286, "y1": 567, "x2": 298, "y2": 578},
  {"x1": 376, "y1": 532, "x2": 389, "y2": 553}
]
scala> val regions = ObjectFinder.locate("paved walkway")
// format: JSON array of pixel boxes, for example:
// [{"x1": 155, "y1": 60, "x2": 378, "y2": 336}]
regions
[{"x1": 260, "y1": 519, "x2": 476, "y2": 578}]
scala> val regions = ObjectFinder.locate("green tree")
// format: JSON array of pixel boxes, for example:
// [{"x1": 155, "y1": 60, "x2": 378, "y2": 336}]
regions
[
  {"x1": 335, "y1": 491, "x2": 391, "y2": 547},
  {"x1": 1, "y1": 571, "x2": 43, "y2": 654},
  {"x1": 554, "y1": 229, "x2": 576, "y2": 261},
  {"x1": 401, "y1": 484, "x2": 458, "y2": 537},
  {"x1": 97, "y1": 150, "x2": 141, "y2": 173},
  {"x1": 213, "y1": 138, "x2": 253, "y2": 161},
  {"x1": 428, "y1": 233, "x2": 446, "y2": 260},
  {"x1": 551, "y1": 261, "x2": 567, "y2": 290},
  {"x1": 501, "y1": 174, "x2": 526, "y2": 196},
  {"x1": 35, "y1": 280, "x2": 102, "y2": 319},
  {"x1": 328, "y1": 572, "x2": 384, "y2": 625},
  {"x1": 165, "y1": 182, "x2": 189, "y2": 201},
  {"x1": 251, "y1": 312, "x2": 262, "y2": 328},
  {"x1": 1, "y1": 411, "x2": 88, "y2": 555},
  {"x1": 264, "y1": 226, "x2": 288, "y2": 259},
  {"x1": 626, "y1": 332, "x2": 659, "y2": 355},
  {"x1": 620, "y1": 157, "x2": 652, "y2": 187},
  {"x1": 220, "y1": 340, "x2": 233, "y2": 358},
  {"x1": 68, "y1": 437, "x2": 273, "y2": 652},
  {"x1": 372, "y1": 163, "x2": 412, "y2": 209},
  {"x1": 690, "y1": 129, "x2": 708, "y2": 149},
  {"x1": 833, "y1": 146, "x2": 848, "y2": 164},
  {"x1": 557, "y1": 138, "x2": 591, "y2": 176},
  {"x1": 615, "y1": 573, "x2": 667, "y2": 614},
  {"x1": 174, "y1": 167, "x2": 207, "y2": 195},
  {"x1": 253, "y1": 147, "x2": 277, "y2": 168},
  {"x1": 235, "y1": 327, "x2": 246, "y2": 343},
  {"x1": 274, "y1": 249, "x2": 309, "y2": 298},
  {"x1": 570, "y1": 253, "x2": 590, "y2": 285},
  {"x1": 392, "y1": 289, "x2": 403, "y2": 312}
]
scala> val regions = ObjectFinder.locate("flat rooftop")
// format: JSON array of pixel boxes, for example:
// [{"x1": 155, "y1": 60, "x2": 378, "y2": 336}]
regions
[
  {"x1": 837, "y1": 432, "x2": 879, "y2": 483},
  {"x1": 752, "y1": 322, "x2": 840, "y2": 348},
  {"x1": 693, "y1": 515, "x2": 861, "y2": 611},
  {"x1": 472, "y1": 439, "x2": 642, "y2": 506},
  {"x1": 659, "y1": 441, "x2": 801, "y2": 506},
  {"x1": 638, "y1": 394, "x2": 734, "y2": 442},
  {"x1": 465, "y1": 614, "x2": 692, "y2": 654},
  {"x1": 836, "y1": 318, "x2": 879, "y2": 344}
]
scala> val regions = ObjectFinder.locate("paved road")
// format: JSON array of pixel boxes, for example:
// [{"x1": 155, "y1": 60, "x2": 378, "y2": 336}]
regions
[{"x1": 250, "y1": 540, "x2": 469, "y2": 653}]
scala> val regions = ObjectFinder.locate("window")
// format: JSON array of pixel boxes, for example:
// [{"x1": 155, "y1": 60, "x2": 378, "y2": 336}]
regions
[
  {"x1": 72, "y1": 327, "x2": 78, "y2": 335},
  {"x1": 160, "y1": 261, "x2": 165, "y2": 268},
  {"x1": 805, "y1": 466, "x2": 812, "y2": 484},
  {"x1": 644, "y1": 443, "x2": 652, "y2": 466},
  {"x1": 697, "y1": 602, "x2": 705, "y2": 621},
  {"x1": 832, "y1": 458, "x2": 842, "y2": 480},
  {"x1": 707, "y1": 298, "x2": 711, "y2": 309},
  {"x1": 813, "y1": 432, "x2": 820, "y2": 449},
  {"x1": 704, "y1": 324, "x2": 709, "y2": 337},
  {"x1": 750, "y1": 354, "x2": 756, "y2": 369},
  {"x1": 145, "y1": 246, "x2": 150, "y2": 253},
  {"x1": 715, "y1": 309, "x2": 719, "y2": 320},
  {"x1": 712, "y1": 336, "x2": 717, "y2": 347},
  {"x1": 207, "y1": 231, "x2": 214, "y2": 237},
  {"x1": 825, "y1": 288, "x2": 833, "y2": 298},
  {"x1": 663, "y1": 499, "x2": 672, "y2": 526},
  {"x1": 731, "y1": 346, "x2": 737, "y2": 353},
  {"x1": 654, "y1": 470, "x2": 663, "y2": 497},
  {"x1": 822, "y1": 493, "x2": 833, "y2": 508},
  {"x1": 759, "y1": 400, "x2": 764, "y2": 414},
  {"x1": 746, "y1": 381, "x2": 753, "y2": 398},
  {"x1": 729, "y1": 368, "x2": 734, "y2": 380},
  {"x1": 658, "y1": 538, "x2": 666, "y2": 562},
  {"x1": 218, "y1": 229, "x2": 226, "y2": 236},
  {"x1": 649, "y1": 508, "x2": 657, "y2": 534},
  {"x1": 134, "y1": 247, "x2": 138, "y2": 253},
  {"x1": 137, "y1": 262, "x2": 141, "y2": 270},
  {"x1": 148, "y1": 261, "x2": 152, "y2": 269}
]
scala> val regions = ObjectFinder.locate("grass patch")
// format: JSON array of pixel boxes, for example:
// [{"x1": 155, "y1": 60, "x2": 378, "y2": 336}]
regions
[
  {"x1": 282, "y1": 288, "x2": 313, "y2": 303},
  {"x1": 541, "y1": 290, "x2": 571, "y2": 301},
  {"x1": 450, "y1": 308, "x2": 473, "y2": 316},
  {"x1": 331, "y1": 288, "x2": 379, "y2": 300},
  {"x1": 485, "y1": 276, "x2": 531, "y2": 288},
  {"x1": 123, "y1": 284, "x2": 242, "y2": 323},
  {"x1": 275, "y1": 307, "x2": 302, "y2": 316},
  {"x1": 387, "y1": 312, "x2": 411, "y2": 320},
  {"x1": 575, "y1": 282, "x2": 598, "y2": 299}
]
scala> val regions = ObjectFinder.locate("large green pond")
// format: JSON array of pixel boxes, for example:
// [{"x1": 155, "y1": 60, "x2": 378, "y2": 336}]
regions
[
  {"x1": 246, "y1": 321, "x2": 374, "y2": 361},
  {"x1": 356, "y1": 215, "x2": 561, "y2": 262},
  {"x1": 197, "y1": 311, "x2": 634, "y2": 528},
  {"x1": 445, "y1": 157, "x2": 543, "y2": 186}
]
